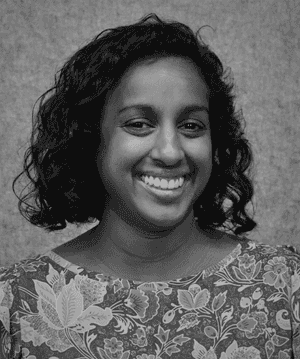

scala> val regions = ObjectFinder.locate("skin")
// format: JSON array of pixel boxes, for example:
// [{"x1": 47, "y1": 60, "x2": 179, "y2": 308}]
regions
[{"x1": 54, "y1": 56, "x2": 239, "y2": 281}]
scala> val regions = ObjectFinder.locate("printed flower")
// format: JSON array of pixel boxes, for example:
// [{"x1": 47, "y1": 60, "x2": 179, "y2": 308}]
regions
[
  {"x1": 96, "y1": 273, "x2": 117, "y2": 287},
  {"x1": 136, "y1": 355, "x2": 155, "y2": 359},
  {"x1": 104, "y1": 337, "x2": 123, "y2": 353},
  {"x1": 237, "y1": 311, "x2": 267, "y2": 339},
  {"x1": 125, "y1": 289, "x2": 149, "y2": 318},
  {"x1": 97, "y1": 346, "x2": 130, "y2": 359},
  {"x1": 238, "y1": 253, "x2": 255, "y2": 268},
  {"x1": 220, "y1": 340, "x2": 261, "y2": 359},
  {"x1": 237, "y1": 314, "x2": 257, "y2": 332},
  {"x1": 130, "y1": 335, "x2": 148, "y2": 347},
  {"x1": 75, "y1": 275, "x2": 108, "y2": 309},
  {"x1": 20, "y1": 277, "x2": 113, "y2": 353},
  {"x1": 260, "y1": 246, "x2": 277, "y2": 255},
  {"x1": 130, "y1": 327, "x2": 148, "y2": 347},
  {"x1": 263, "y1": 256, "x2": 288, "y2": 289},
  {"x1": 239, "y1": 263, "x2": 256, "y2": 279}
]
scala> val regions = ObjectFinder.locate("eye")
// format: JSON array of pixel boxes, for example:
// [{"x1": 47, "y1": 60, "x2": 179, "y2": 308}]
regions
[
  {"x1": 123, "y1": 118, "x2": 208, "y2": 136},
  {"x1": 125, "y1": 120, "x2": 151, "y2": 129},
  {"x1": 181, "y1": 121, "x2": 206, "y2": 131}
]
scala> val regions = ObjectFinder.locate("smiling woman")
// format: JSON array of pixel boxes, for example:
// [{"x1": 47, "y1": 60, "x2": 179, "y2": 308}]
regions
[{"x1": 2, "y1": 13, "x2": 300, "y2": 359}]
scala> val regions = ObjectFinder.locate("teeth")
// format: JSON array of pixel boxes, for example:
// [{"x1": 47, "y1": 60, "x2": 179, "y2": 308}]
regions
[
  {"x1": 140, "y1": 175, "x2": 186, "y2": 190},
  {"x1": 168, "y1": 179, "x2": 175, "y2": 189}
]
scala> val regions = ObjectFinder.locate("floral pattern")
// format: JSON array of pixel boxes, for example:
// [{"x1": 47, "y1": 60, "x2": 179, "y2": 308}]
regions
[{"x1": 0, "y1": 240, "x2": 299, "y2": 358}]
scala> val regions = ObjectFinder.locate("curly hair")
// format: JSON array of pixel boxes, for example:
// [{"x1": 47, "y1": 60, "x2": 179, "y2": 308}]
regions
[{"x1": 12, "y1": 13, "x2": 257, "y2": 236}]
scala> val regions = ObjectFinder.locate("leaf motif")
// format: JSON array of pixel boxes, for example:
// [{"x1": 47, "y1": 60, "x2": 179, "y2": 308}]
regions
[
  {"x1": 56, "y1": 279, "x2": 83, "y2": 327},
  {"x1": 165, "y1": 345, "x2": 181, "y2": 356},
  {"x1": 223, "y1": 340, "x2": 238, "y2": 358},
  {"x1": 204, "y1": 326, "x2": 218, "y2": 338},
  {"x1": 253, "y1": 260, "x2": 262, "y2": 279},
  {"x1": 68, "y1": 329, "x2": 87, "y2": 351},
  {"x1": 294, "y1": 301, "x2": 300, "y2": 321},
  {"x1": 232, "y1": 266, "x2": 247, "y2": 280},
  {"x1": 39, "y1": 298, "x2": 63, "y2": 328},
  {"x1": 221, "y1": 306, "x2": 234, "y2": 325},
  {"x1": 121, "y1": 351, "x2": 131, "y2": 359},
  {"x1": 267, "y1": 292, "x2": 284, "y2": 302},
  {"x1": 141, "y1": 291, "x2": 160, "y2": 323},
  {"x1": 21, "y1": 299, "x2": 31, "y2": 312},
  {"x1": 265, "y1": 340, "x2": 275, "y2": 359},
  {"x1": 87, "y1": 332, "x2": 97, "y2": 346},
  {"x1": 212, "y1": 291, "x2": 227, "y2": 311},
  {"x1": 96, "y1": 347, "x2": 111, "y2": 359},
  {"x1": 46, "y1": 263, "x2": 60, "y2": 286},
  {"x1": 237, "y1": 285, "x2": 251, "y2": 292},
  {"x1": 77, "y1": 306, "x2": 113, "y2": 331},
  {"x1": 172, "y1": 334, "x2": 190, "y2": 346},
  {"x1": 163, "y1": 309, "x2": 175, "y2": 324},
  {"x1": 178, "y1": 290, "x2": 194, "y2": 310},
  {"x1": 271, "y1": 334, "x2": 289, "y2": 347},
  {"x1": 138, "y1": 282, "x2": 156, "y2": 292},
  {"x1": 276, "y1": 309, "x2": 291, "y2": 330},
  {"x1": 113, "y1": 316, "x2": 131, "y2": 335},
  {"x1": 194, "y1": 289, "x2": 210, "y2": 309},
  {"x1": 192, "y1": 339, "x2": 207, "y2": 359},
  {"x1": 214, "y1": 279, "x2": 231, "y2": 287},
  {"x1": 33, "y1": 279, "x2": 56, "y2": 307}
]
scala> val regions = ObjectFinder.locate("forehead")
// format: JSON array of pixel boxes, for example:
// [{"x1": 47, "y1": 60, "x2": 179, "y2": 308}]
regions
[{"x1": 111, "y1": 56, "x2": 208, "y2": 105}]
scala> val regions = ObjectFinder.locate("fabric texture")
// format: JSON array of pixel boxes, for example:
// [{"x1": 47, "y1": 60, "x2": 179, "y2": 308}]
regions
[{"x1": 0, "y1": 239, "x2": 299, "y2": 358}]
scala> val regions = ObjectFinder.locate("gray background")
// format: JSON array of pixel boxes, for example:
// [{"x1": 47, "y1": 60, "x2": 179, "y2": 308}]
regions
[{"x1": 1, "y1": 0, "x2": 299, "y2": 267}]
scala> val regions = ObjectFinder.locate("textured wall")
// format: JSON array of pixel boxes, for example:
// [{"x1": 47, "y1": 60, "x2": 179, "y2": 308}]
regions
[{"x1": 0, "y1": 0, "x2": 299, "y2": 267}]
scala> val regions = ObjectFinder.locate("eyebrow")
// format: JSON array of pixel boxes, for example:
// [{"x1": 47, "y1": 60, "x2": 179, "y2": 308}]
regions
[{"x1": 118, "y1": 104, "x2": 209, "y2": 115}]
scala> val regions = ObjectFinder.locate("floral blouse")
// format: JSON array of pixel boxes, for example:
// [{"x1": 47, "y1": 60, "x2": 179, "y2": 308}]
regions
[{"x1": 0, "y1": 239, "x2": 300, "y2": 359}]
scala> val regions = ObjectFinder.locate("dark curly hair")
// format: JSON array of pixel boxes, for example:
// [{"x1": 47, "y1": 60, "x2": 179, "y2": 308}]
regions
[{"x1": 12, "y1": 13, "x2": 257, "y2": 236}]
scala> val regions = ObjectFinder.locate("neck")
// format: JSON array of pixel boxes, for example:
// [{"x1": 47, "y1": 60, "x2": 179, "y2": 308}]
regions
[{"x1": 90, "y1": 208, "x2": 202, "y2": 268}]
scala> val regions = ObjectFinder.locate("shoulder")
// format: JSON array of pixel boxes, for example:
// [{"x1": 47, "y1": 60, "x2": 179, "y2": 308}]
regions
[
  {"x1": 0, "y1": 252, "x2": 71, "y2": 307},
  {"x1": 238, "y1": 239, "x2": 300, "y2": 263},
  {"x1": 0, "y1": 254, "x2": 51, "y2": 358},
  {"x1": 233, "y1": 239, "x2": 300, "y2": 274},
  {"x1": 1, "y1": 252, "x2": 53, "y2": 281}
]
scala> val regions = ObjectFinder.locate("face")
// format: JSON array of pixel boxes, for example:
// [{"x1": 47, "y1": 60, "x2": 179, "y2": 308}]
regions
[{"x1": 98, "y1": 56, "x2": 212, "y2": 229}]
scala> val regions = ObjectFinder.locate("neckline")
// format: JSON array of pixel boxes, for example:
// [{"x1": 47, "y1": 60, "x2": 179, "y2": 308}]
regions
[{"x1": 44, "y1": 238, "x2": 250, "y2": 283}]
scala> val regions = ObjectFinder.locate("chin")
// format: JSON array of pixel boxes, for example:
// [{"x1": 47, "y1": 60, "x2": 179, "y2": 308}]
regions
[{"x1": 138, "y1": 209, "x2": 191, "y2": 229}]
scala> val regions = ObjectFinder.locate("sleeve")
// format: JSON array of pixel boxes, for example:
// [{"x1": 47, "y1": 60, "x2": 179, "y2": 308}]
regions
[
  {"x1": 0, "y1": 266, "x2": 22, "y2": 359},
  {"x1": 287, "y1": 245, "x2": 300, "y2": 358}
]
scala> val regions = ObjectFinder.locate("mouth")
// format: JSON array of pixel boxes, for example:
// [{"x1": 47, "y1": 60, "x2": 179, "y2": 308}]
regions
[{"x1": 135, "y1": 173, "x2": 192, "y2": 200}]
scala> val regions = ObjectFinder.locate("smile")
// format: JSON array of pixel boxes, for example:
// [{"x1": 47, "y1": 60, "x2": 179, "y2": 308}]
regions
[
  {"x1": 140, "y1": 175, "x2": 185, "y2": 190},
  {"x1": 136, "y1": 174, "x2": 191, "y2": 201}
]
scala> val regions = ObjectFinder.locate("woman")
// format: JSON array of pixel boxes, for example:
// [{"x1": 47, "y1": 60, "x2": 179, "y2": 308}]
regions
[{"x1": 2, "y1": 13, "x2": 299, "y2": 358}]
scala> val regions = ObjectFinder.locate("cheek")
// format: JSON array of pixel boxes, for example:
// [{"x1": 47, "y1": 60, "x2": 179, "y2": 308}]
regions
[
  {"x1": 186, "y1": 137, "x2": 212, "y2": 163},
  {"x1": 102, "y1": 135, "x2": 149, "y2": 174}
]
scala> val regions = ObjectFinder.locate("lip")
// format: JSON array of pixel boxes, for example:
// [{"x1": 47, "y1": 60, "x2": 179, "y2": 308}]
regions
[
  {"x1": 136, "y1": 174, "x2": 191, "y2": 201},
  {"x1": 136, "y1": 172, "x2": 191, "y2": 180}
]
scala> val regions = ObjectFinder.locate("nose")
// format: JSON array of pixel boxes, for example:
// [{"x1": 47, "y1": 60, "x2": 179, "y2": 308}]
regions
[{"x1": 150, "y1": 122, "x2": 185, "y2": 165}]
